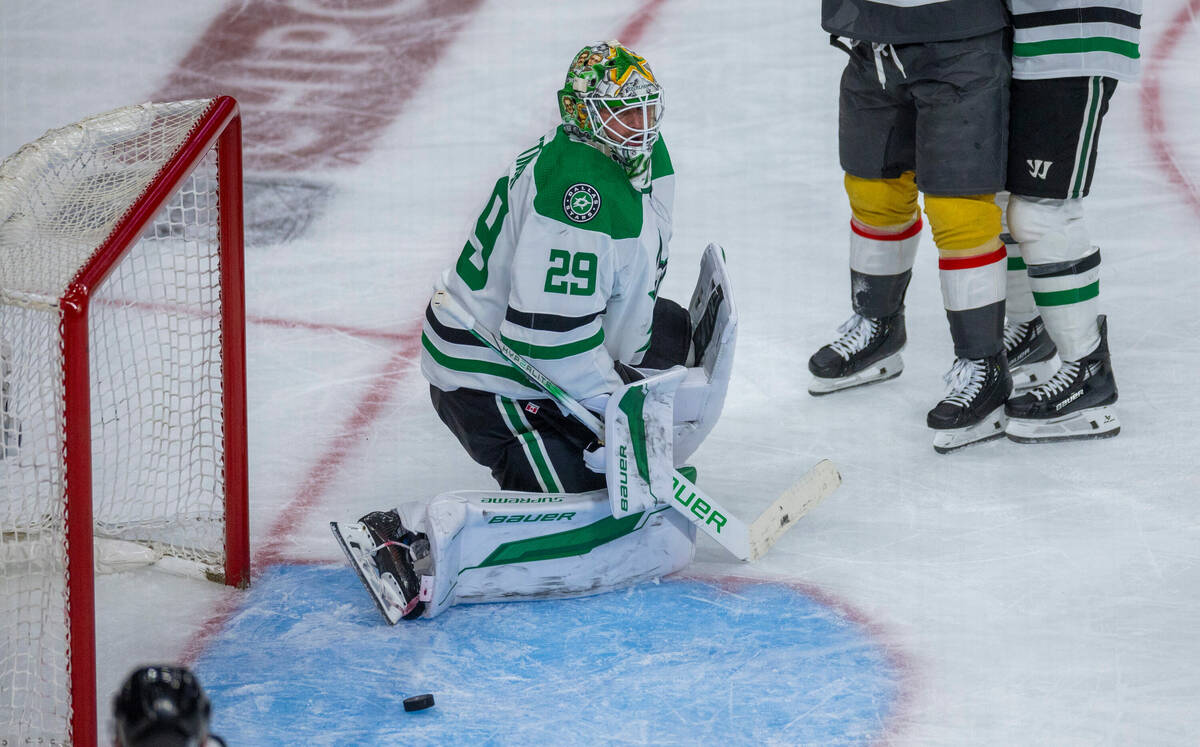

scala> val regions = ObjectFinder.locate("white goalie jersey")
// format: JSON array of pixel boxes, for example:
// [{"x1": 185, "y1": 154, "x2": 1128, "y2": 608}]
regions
[{"x1": 421, "y1": 126, "x2": 675, "y2": 402}]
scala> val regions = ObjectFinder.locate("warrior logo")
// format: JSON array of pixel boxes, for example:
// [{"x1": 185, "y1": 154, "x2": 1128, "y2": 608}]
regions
[
  {"x1": 563, "y1": 183, "x2": 601, "y2": 223},
  {"x1": 1027, "y1": 159, "x2": 1053, "y2": 179}
]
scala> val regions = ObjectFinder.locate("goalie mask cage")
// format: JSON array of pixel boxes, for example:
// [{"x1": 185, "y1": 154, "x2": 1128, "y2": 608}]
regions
[{"x1": 0, "y1": 97, "x2": 248, "y2": 745}]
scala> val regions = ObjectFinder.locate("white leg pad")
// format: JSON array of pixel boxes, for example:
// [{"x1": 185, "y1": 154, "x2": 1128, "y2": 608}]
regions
[{"x1": 399, "y1": 489, "x2": 696, "y2": 618}]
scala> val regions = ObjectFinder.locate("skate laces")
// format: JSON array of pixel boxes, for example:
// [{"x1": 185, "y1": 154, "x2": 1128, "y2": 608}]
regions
[
  {"x1": 941, "y1": 358, "x2": 986, "y2": 407},
  {"x1": 829, "y1": 314, "x2": 877, "y2": 360},
  {"x1": 1003, "y1": 320, "x2": 1030, "y2": 352},
  {"x1": 1031, "y1": 361, "x2": 1080, "y2": 400}
]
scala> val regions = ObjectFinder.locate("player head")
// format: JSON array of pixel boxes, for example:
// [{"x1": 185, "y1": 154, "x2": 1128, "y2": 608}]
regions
[
  {"x1": 112, "y1": 665, "x2": 213, "y2": 747},
  {"x1": 558, "y1": 40, "x2": 664, "y2": 180}
]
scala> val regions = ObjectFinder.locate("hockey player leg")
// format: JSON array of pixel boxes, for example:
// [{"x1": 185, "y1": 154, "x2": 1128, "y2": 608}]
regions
[
  {"x1": 809, "y1": 174, "x2": 919, "y2": 395},
  {"x1": 1004, "y1": 196, "x2": 1119, "y2": 442},
  {"x1": 925, "y1": 195, "x2": 1012, "y2": 453},
  {"x1": 999, "y1": 201, "x2": 1060, "y2": 390}
]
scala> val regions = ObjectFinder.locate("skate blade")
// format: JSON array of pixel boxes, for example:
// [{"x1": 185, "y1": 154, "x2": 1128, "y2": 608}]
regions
[
  {"x1": 931, "y1": 406, "x2": 1007, "y2": 454},
  {"x1": 330, "y1": 521, "x2": 416, "y2": 625},
  {"x1": 1006, "y1": 405, "x2": 1120, "y2": 443},
  {"x1": 1010, "y1": 354, "x2": 1061, "y2": 392},
  {"x1": 808, "y1": 353, "x2": 903, "y2": 396}
]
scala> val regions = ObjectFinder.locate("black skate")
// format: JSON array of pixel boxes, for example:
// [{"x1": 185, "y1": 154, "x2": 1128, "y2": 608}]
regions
[
  {"x1": 330, "y1": 510, "x2": 429, "y2": 624},
  {"x1": 808, "y1": 311, "x2": 906, "y2": 395},
  {"x1": 1004, "y1": 316, "x2": 1059, "y2": 391},
  {"x1": 927, "y1": 352, "x2": 1012, "y2": 453},
  {"x1": 1005, "y1": 316, "x2": 1119, "y2": 443}
]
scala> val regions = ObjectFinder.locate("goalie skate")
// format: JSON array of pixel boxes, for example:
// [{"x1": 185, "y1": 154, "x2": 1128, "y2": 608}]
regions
[{"x1": 330, "y1": 521, "x2": 424, "y2": 625}]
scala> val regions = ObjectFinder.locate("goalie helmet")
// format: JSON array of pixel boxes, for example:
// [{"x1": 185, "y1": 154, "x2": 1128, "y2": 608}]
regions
[
  {"x1": 558, "y1": 40, "x2": 664, "y2": 181},
  {"x1": 112, "y1": 665, "x2": 212, "y2": 747}
]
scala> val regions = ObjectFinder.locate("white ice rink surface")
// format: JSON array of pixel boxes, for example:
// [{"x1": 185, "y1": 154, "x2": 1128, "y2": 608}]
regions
[{"x1": 3, "y1": 1, "x2": 1200, "y2": 744}]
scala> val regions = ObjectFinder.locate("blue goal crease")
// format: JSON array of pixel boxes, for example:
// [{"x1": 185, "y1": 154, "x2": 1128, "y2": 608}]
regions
[{"x1": 194, "y1": 564, "x2": 901, "y2": 745}]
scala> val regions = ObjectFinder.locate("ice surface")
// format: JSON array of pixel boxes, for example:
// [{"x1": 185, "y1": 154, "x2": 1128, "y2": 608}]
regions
[{"x1": 3, "y1": 1, "x2": 1199, "y2": 743}]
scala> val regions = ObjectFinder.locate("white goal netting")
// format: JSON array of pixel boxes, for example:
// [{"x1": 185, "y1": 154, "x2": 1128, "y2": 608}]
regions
[{"x1": 0, "y1": 99, "x2": 240, "y2": 743}]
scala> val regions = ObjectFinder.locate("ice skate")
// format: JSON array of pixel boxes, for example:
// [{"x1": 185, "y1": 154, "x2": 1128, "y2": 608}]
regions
[
  {"x1": 1004, "y1": 316, "x2": 1059, "y2": 391},
  {"x1": 331, "y1": 510, "x2": 429, "y2": 624},
  {"x1": 1006, "y1": 316, "x2": 1119, "y2": 443},
  {"x1": 928, "y1": 353, "x2": 1012, "y2": 453},
  {"x1": 808, "y1": 312, "x2": 906, "y2": 395}
]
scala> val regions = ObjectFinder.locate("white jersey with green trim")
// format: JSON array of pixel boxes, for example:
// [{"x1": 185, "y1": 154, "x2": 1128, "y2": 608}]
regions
[
  {"x1": 1007, "y1": 1, "x2": 1142, "y2": 81},
  {"x1": 421, "y1": 125, "x2": 675, "y2": 402}
]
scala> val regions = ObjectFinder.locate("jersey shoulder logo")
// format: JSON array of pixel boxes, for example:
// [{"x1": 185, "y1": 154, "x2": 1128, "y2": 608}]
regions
[{"x1": 563, "y1": 183, "x2": 601, "y2": 223}]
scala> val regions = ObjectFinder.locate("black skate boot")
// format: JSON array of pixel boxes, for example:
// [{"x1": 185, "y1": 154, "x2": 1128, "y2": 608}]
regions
[
  {"x1": 1004, "y1": 316, "x2": 1059, "y2": 391},
  {"x1": 808, "y1": 311, "x2": 906, "y2": 395},
  {"x1": 358, "y1": 510, "x2": 430, "y2": 620},
  {"x1": 1005, "y1": 316, "x2": 1119, "y2": 443},
  {"x1": 927, "y1": 352, "x2": 1012, "y2": 453}
]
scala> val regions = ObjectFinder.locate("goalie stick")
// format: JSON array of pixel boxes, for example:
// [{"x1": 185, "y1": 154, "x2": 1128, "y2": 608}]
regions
[{"x1": 431, "y1": 284, "x2": 840, "y2": 562}]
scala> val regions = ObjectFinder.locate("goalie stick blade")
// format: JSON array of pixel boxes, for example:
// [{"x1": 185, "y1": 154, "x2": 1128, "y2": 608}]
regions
[
  {"x1": 746, "y1": 459, "x2": 841, "y2": 562},
  {"x1": 330, "y1": 521, "x2": 416, "y2": 625}
]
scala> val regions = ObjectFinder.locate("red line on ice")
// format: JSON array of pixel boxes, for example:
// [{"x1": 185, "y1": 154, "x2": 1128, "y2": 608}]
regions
[{"x1": 1141, "y1": 0, "x2": 1200, "y2": 220}]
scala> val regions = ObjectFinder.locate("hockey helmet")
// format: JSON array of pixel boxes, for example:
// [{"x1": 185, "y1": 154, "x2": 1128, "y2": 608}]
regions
[
  {"x1": 558, "y1": 40, "x2": 664, "y2": 179},
  {"x1": 112, "y1": 665, "x2": 212, "y2": 747}
]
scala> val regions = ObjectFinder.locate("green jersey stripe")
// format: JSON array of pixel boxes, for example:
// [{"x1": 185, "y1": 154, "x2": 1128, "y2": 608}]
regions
[
  {"x1": 1013, "y1": 37, "x2": 1139, "y2": 60},
  {"x1": 422, "y1": 333, "x2": 536, "y2": 387},
  {"x1": 500, "y1": 328, "x2": 605, "y2": 359}
]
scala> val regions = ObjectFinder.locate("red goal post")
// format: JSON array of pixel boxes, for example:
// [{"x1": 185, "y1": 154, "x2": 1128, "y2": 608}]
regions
[{"x1": 0, "y1": 96, "x2": 248, "y2": 745}]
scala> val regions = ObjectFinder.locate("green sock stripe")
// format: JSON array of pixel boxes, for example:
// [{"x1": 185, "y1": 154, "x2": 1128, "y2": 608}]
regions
[
  {"x1": 1032, "y1": 281, "x2": 1100, "y2": 307},
  {"x1": 1007, "y1": 256, "x2": 1027, "y2": 271}
]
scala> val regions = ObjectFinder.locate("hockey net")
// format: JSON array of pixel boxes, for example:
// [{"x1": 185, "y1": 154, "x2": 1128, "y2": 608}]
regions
[{"x1": 0, "y1": 97, "x2": 248, "y2": 745}]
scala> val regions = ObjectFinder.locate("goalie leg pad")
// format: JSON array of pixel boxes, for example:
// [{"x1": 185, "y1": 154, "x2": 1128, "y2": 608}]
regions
[{"x1": 401, "y1": 489, "x2": 696, "y2": 615}]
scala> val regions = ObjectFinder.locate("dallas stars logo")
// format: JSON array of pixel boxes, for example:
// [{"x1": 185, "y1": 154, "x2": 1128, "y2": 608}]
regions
[
  {"x1": 608, "y1": 46, "x2": 655, "y2": 86},
  {"x1": 563, "y1": 183, "x2": 601, "y2": 223}
]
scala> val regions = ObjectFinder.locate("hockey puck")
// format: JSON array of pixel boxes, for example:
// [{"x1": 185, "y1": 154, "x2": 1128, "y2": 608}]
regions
[{"x1": 403, "y1": 693, "x2": 435, "y2": 712}]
